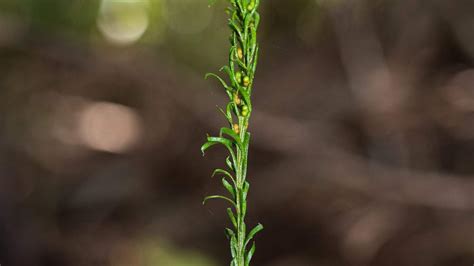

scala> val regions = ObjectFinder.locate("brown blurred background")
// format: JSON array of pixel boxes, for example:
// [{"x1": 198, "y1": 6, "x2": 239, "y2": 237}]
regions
[{"x1": 0, "y1": 0, "x2": 473, "y2": 265}]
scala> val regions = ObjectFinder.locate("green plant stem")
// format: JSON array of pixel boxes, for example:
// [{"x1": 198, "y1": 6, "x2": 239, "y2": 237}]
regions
[
  {"x1": 236, "y1": 127, "x2": 248, "y2": 265},
  {"x1": 202, "y1": 1, "x2": 262, "y2": 265}
]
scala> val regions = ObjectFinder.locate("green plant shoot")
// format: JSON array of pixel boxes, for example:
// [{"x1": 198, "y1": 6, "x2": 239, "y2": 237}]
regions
[{"x1": 201, "y1": 0, "x2": 263, "y2": 265}]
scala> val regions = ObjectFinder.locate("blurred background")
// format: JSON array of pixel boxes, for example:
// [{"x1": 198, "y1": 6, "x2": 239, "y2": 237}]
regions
[{"x1": 0, "y1": 0, "x2": 473, "y2": 265}]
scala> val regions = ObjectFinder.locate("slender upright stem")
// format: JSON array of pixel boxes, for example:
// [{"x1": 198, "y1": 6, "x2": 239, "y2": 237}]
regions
[{"x1": 201, "y1": 1, "x2": 263, "y2": 265}]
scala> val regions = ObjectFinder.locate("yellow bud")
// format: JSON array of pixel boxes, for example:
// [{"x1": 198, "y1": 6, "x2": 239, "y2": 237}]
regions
[{"x1": 242, "y1": 110, "x2": 249, "y2": 117}]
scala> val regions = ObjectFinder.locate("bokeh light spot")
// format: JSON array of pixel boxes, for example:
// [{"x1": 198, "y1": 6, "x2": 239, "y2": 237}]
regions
[
  {"x1": 97, "y1": 0, "x2": 150, "y2": 45},
  {"x1": 78, "y1": 102, "x2": 142, "y2": 153}
]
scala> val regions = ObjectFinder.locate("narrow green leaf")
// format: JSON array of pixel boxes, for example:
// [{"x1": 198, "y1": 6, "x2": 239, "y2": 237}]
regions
[
  {"x1": 206, "y1": 72, "x2": 232, "y2": 91},
  {"x1": 249, "y1": 31, "x2": 257, "y2": 63},
  {"x1": 222, "y1": 177, "x2": 236, "y2": 198},
  {"x1": 225, "y1": 228, "x2": 238, "y2": 259},
  {"x1": 202, "y1": 135, "x2": 237, "y2": 157},
  {"x1": 238, "y1": 86, "x2": 251, "y2": 107},
  {"x1": 242, "y1": 133, "x2": 251, "y2": 180},
  {"x1": 251, "y1": 45, "x2": 259, "y2": 79},
  {"x1": 245, "y1": 242, "x2": 256, "y2": 266},
  {"x1": 243, "y1": 132, "x2": 251, "y2": 147},
  {"x1": 220, "y1": 127, "x2": 242, "y2": 146},
  {"x1": 218, "y1": 106, "x2": 233, "y2": 125},
  {"x1": 212, "y1": 168, "x2": 235, "y2": 181},
  {"x1": 226, "y1": 102, "x2": 235, "y2": 123},
  {"x1": 205, "y1": 136, "x2": 237, "y2": 165},
  {"x1": 228, "y1": 19, "x2": 243, "y2": 41},
  {"x1": 225, "y1": 227, "x2": 235, "y2": 239},
  {"x1": 228, "y1": 229, "x2": 238, "y2": 258},
  {"x1": 229, "y1": 45, "x2": 237, "y2": 63},
  {"x1": 201, "y1": 141, "x2": 217, "y2": 156},
  {"x1": 254, "y1": 11, "x2": 260, "y2": 28},
  {"x1": 227, "y1": 208, "x2": 238, "y2": 228},
  {"x1": 203, "y1": 195, "x2": 236, "y2": 207},
  {"x1": 220, "y1": 65, "x2": 237, "y2": 87},
  {"x1": 243, "y1": 181, "x2": 250, "y2": 200},
  {"x1": 255, "y1": 0, "x2": 261, "y2": 10},
  {"x1": 237, "y1": 59, "x2": 248, "y2": 70},
  {"x1": 234, "y1": 0, "x2": 244, "y2": 14},
  {"x1": 244, "y1": 13, "x2": 253, "y2": 34},
  {"x1": 226, "y1": 156, "x2": 234, "y2": 171},
  {"x1": 207, "y1": 136, "x2": 232, "y2": 147},
  {"x1": 245, "y1": 223, "x2": 263, "y2": 247}
]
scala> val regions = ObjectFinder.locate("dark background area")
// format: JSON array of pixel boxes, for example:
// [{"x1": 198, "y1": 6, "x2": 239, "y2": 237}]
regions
[{"x1": 0, "y1": 0, "x2": 473, "y2": 265}]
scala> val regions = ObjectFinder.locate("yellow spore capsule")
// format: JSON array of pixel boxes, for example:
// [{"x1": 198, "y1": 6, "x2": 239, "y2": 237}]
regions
[
  {"x1": 237, "y1": 48, "x2": 243, "y2": 60},
  {"x1": 233, "y1": 93, "x2": 241, "y2": 105},
  {"x1": 233, "y1": 124, "x2": 240, "y2": 134},
  {"x1": 235, "y1": 72, "x2": 242, "y2": 84},
  {"x1": 243, "y1": 76, "x2": 250, "y2": 87},
  {"x1": 241, "y1": 105, "x2": 249, "y2": 117},
  {"x1": 247, "y1": 2, "x2": 255, "y2": 11}
]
